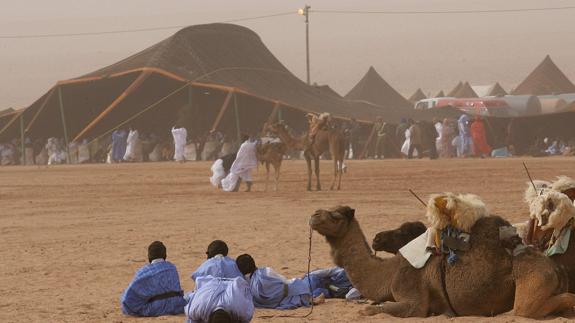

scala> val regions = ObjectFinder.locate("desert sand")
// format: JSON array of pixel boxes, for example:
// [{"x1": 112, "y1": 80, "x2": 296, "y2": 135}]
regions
[{"x1": 1, "y1": 157, "x2": 575, "y2": 323}]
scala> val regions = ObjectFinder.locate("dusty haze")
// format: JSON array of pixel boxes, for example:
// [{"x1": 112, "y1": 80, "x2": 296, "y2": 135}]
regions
[{"x1": 1, "y1": 0, "x2": 574, "y2": 108}]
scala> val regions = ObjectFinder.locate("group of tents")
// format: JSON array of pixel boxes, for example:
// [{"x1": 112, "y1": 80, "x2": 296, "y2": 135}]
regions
[{"x1": 1, "y1": 23, "x2": 574, "y2": 161}]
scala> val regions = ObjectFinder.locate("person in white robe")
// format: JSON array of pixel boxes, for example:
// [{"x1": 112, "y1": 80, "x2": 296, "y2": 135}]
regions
[
  {"x1": 221, "y1": 136, "x2": 257, "y2": 192},
  {"x1": 46, "y1": 137, "x2": 66, "y2": 165},
  {"x1": 123, "y1": 128, "x2": 140, "y2": 162},
  {"x1": 184, "y1": 275, "x2": 254, "y2": 323},
  {"x1": 171, "y1": 126, "x2": 188, "y2": 162}
]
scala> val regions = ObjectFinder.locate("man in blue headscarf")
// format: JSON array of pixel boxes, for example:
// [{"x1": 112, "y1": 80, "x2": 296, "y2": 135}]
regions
[
  {"x1": 191, "y1": 240, "x2": 242, "y2": 282},
  {"x1": 120, "y1": 241, "x2": 186, "y2": 317}
]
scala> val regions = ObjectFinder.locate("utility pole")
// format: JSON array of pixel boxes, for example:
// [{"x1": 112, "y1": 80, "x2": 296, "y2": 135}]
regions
[{"x1": 299, "y1": 5, "x2": 311, "y2": 84}]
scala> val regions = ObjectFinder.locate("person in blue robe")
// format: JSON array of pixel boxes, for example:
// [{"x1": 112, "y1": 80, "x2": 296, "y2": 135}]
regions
[
  {"x1": 304, "y1": 267, "x2": 355, "y2": 299},
  {"x1": 184, "y1": 275, "x2": 254, "y2": 323},
  {"x1": 120, "y1": 241, "x2": 186, "y2": 317},
  {"x1": 236, "y1": 254, "x2": 314, "y2": 310},
  {"x1": 191, "y1": 240, "x2": 242, "y2": 281},
  {"x1": 457, "y1": 115, "x2": 473, "y2": 157},
  {"x1": 111, "y1": 129, "x2": 128, "y2": 162}
]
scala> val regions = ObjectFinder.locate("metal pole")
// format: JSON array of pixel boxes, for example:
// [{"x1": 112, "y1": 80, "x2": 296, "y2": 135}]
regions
[
  {"x1": 233, "y1": 93, "x2": 241, "y2": 143},
  {"x1": 304, "y1": 5, "x2": 311, "y2": 85},
  {"x1": 57, "y1": 86, "x2": 71, "y2": 163},
  {"x1": 20, "y1": 113, "x2": 25, "y2": 165},
  {"x1": 278, "y1": 105, "x2": 283, "y2": 121}
]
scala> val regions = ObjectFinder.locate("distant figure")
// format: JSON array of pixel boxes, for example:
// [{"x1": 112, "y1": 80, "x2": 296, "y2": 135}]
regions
[
  {"x1": 221, "y1": 135, "x2": 257, "y2": 192},
  {"x1": 191, "y1": 240, "x2": 242, "y2": 282},
  {"x1": 184, "y1": 275, "x2": 254, "y2": 323},
  {"x1": 123, "y1": 127, "x2": 139, "y2": 162},
  {"x1": 120, "y1": 241, "x2": 186, "y2": 317},
  {"x1": 46, "y1": 137, "x2": 66, "y2": 165},
  {"x1": 470, "y1": 117, "x2": 491, "y2": 157},
  {"x1": 111, "y1": 129, "x2": 128, "y2": 162},
  {"x1": 171, "y1": 126, "x2": 188, "y2": 162},
  {"x1": 210, "y1": 153, "x2": 237, "y2": 188},
  {"x1": 236, "y1": 254, "x2": 320, "y2": 310},
  {"x1": 440, "y1": 118, "x2": 456, "y2": 158},
  {"x1": 395, "y1": 118, "x2": 409, "y2": 145},
  {"x1": 457, "y1": 114, "x2": 473, "y2": 157},
  {"x1": 407, "y1": 120, "x2": 422, "y2": 159}
]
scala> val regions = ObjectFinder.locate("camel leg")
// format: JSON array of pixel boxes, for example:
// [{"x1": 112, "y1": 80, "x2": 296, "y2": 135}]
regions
[
  {"x1": 360, "y1": 301, "x2": 427, "y2": 318},
  {"x1": 264, "y1": 162, "x2": 270, "y2": 192},
  {"x1": 330, "y1": 159, "x2": 337, "y2": 190},
  {"x1": 305, "y1": 155, "x2": 312, "y2": 191},
  {"x1": 516, "y1": 293, "x2": 575, "y2": 319},
  {"x1": 314, "y1": 157, "x2": 321, "y2": 191},
  {"x1": 273, "y1": 162, "x2": 281, "y2": 191},
  {"x1": 337, "y1": 158, "x2": 343, "y2": 190}
]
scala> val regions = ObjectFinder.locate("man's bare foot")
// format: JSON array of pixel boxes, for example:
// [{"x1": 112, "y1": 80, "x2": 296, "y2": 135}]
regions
[{"x1": 313, "y1": 293, "x2": 325, "y2": 305}]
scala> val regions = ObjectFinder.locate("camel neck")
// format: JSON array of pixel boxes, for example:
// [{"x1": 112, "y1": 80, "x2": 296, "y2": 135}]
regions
[
  {"x1": 327, "y1": 219, "x2": 396, "y2": 301},
  {"x1": 276, "y1": 128, "x2": 305, "y2": 150}
]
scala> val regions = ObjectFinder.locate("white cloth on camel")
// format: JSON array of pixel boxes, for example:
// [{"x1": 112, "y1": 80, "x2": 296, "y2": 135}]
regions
[
  {"x1": 123, "y1": 129, "x2": 139, "y2": 161},
  {"x1": 171, "y1": 127, "x2": 187, "y2": 161},
  {"x1": 221, "y1": 140, "x2": 257, "y2": 192},
  {"x1": 399, "y1": 228, "x2": 432, "y2": 269}
]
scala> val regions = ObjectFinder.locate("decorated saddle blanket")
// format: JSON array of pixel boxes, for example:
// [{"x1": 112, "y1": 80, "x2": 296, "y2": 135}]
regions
[
  {"x1": 545, "y1": 227, "x2": 571, "y2": 256},
  {"x1": 399, "y1": 229, "x2": 432, "y2": 269}
]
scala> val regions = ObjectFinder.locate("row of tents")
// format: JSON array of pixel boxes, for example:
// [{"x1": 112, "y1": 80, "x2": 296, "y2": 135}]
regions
[{"x1": 1, "y1": 23, "x2": 575, "y2": 149}]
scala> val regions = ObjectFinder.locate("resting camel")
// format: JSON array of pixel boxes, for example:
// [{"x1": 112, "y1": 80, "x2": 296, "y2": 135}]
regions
[
  {"x1": 255, "y1": 140, "x2": 287, "y2": 191},
  {"x1": 372, "y1": 221, "x2": 426, "y2": 254},
  {"x1": 523, "y1": 176, "x2": 575, "y2": 293},
  {"x1": 310, "y1": 204, "x2": 575, "y2": 318},
  {"x1": 266, "y1": 121, "x2": 345, "y2": 191}
]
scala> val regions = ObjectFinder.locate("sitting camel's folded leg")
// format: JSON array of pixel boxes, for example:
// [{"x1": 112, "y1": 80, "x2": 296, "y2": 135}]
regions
[
  {"x1": 360, "y1": 301, "x2": 427, "y2": 318},
  {"x1": 533, "y1": 293, "x2": 575, "y2": 318}
]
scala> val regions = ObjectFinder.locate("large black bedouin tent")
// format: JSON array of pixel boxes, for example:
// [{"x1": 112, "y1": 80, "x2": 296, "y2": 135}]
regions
[
  {"x1": 345, "y1": 66, "x2": 411, "y2": 109},
  {"x1": 1, "y1": 23, "x2": 387, "y2": 143}
]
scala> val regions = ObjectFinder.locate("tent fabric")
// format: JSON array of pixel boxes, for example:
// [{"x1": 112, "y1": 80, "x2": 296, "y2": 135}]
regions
[
  {"x1": 435, "y1": 90, "x2": 446, "y2": 98},
  {"x1": 408, "y1": 89, "x2": 427, "y2": 103},
  {"x1": 512, "y1": 55, "x2": 575, "y2": 96},
  {"x1": 446, "y1": 82, "x2": 463, "y2": 97},
  {"x1": 345, "y1": 66, "x2": 411, "y2": 109},
  {"x1": 452, "y1": 82, "x2": 478, "y2": 98},
  {"x1": 312, "y1": 84, "x2": 342, "y2": 98},
  {"x1": 488, "y1": 83, "x2": 507, "y2": 97}
]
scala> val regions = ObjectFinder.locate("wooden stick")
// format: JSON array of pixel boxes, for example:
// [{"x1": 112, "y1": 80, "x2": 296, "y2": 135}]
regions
[
  {"x1": 409, "y1": 189, "x2": 427, "y2": 208},
  {"x1": 522, "y1": 162, "x2": 539, "y2": 196}
]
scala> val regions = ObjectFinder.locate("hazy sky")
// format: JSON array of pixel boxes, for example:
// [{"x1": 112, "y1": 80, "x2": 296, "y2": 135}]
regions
[{"x1": 1, "y1": 0, "x2": 574, "y2": 108}]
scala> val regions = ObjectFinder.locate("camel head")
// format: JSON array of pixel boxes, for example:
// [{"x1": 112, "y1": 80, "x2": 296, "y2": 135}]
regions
[
  {"x1": 265, "y1": 121, "x2": 288, "y2": 135},
  {"x1": 426, "y1": 193, "x2": 488, "y2": 232},
  {"x1": 372, "y1": 221, "x2": 427, "y2": 254},
  {"x1": 310, "y1": 206, "x2": 355, "y2": 238},
  {"x1": 524, "y1": 180, "x2": 552, "y2": 205},
  {"x1": 551, "y1": 176, "x2": 575, "y2": 202},
  {"x1": 529, "y1": 191, "x2": 575, "y2": 237}
]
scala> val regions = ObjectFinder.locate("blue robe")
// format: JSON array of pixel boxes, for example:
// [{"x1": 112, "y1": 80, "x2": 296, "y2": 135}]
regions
[
  {"x1": 185, "y1": 275, "x2": 254, "y2": 323},
  {"x1": 120, "y1": 260, "x2": 186, "y2": 317},
  {"x1": 249, "y1": 267, "x2": 311, "y2": 310},
  {"x1": 191, "y1": 255, "x2": 242, "y2": 281},
  {"x1": 112, "y1": 130, "x2": 128, "y2": 161},
  {"x1": 304, "y1": 267, "x2": 353, "y2": 298},
  {"x1": 457, "y1": 115, "x2": 473, "y2": 157}
]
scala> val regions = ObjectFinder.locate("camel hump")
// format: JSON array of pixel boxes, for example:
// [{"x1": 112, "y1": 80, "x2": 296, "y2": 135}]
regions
[{"x1": 469, "y1": 215, "x2": 513, "y2": 247}]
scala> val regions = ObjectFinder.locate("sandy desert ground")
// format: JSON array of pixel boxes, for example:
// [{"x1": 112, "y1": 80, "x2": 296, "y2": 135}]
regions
[{"x1": 1, "y1": 157, "x2": 575, "y2": 323}]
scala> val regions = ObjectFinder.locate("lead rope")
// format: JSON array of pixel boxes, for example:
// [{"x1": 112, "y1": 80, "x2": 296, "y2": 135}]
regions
[{"x1": 258, "y1": 226, "x2": 314, "y2": 319}]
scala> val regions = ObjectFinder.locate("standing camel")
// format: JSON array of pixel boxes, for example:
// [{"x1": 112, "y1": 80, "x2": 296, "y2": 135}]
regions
[
  {"x1": 267, "y1": 122, "x2": 346, "y2": 191},
  {"x1": 255, "y1": 140, "x2": 286, "y2": 191}
]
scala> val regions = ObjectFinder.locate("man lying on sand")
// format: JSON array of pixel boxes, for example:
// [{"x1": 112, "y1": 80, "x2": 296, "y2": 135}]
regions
[
  {"x1": 120, "y1": 241, "x2": 186, "y2": 317},
  {"x1": 191, "y1": 240, "x2": 242, "y2": 282},
  {"x1": 236, "y1": 254, "x2": 324, "y2": 310},
  {"x1": 184, "y1": 275, "x2": 254, "y2": 323},
  {"x1": 304, "y1": 266, "x2": 361, "y2": 300}
]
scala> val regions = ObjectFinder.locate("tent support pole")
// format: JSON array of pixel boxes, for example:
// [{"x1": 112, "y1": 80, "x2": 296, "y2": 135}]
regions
[
  {"x1": 210, "y1": 90, "x2": 233, "y2": 133},
  {"x1": 58, "y1": 86, "x2": 71, "y2": 163},
  {"x1": 359, "y1": 123, "x2": 377, "y2": 159},
  {"x1": 233, "y1": 93, "x2": 241, "y2": 143},
  {"x1": 20, "y1": 114, "x2": 25, "y2": 165}
]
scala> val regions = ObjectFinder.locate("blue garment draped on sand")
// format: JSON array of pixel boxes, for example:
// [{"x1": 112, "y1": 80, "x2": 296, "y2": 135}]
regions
[
  {"x1": 304, "y1": 267, "x2": 353, "y2": 299},
  {"x1": 191, "y1": 255, "x2": 243, "y2": 281},
  {"x1": 249, "y1": 267, "x2": 311, "y2": 309},
  {"x1": 120, "y1": 260, "x2": 186, "y2": 317},
  {"x1": 185, "y1": 275, "x2": 254, "y2": 323},
  {"x1": 112, "y1": 130, "x2": 128, "y2": 162}
]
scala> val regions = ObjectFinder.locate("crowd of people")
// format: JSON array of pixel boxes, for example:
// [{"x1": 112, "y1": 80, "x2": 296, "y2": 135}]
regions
[
  {"x1": 1, "y1": 113, "x2": 574, "y2": 166},
  {"x1": 121, "y1": 240, "x2": 360, "y2": 322}
]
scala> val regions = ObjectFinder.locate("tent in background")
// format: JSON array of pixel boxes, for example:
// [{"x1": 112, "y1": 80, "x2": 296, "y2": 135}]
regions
[
  {"x1": 512, "y1": 55, "x2": 575, "y2": 95},
  {"x1": 408, "y1": 88, "x2": 426, "y2": 103},
  {"x1": 345, "y1": 66, "x2": 411, "y2": 109}
]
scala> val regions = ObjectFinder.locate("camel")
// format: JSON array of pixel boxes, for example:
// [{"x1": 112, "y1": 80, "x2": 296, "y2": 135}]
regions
[
  {"x1": 372, "y1": 221, "x2": 426, "y2": 254},
  {"x1": 255, "y1": 140, "x2": 287, "y2": 191},
  {"x1": 310, "y1": 205, "x2": 575, "y2": 318},
  {"x1": 525, "y1": 178, "x2": 575, "y2": 293},
  {"x1": 266, "y1": 120, "x2": 346, "y2": 191}
]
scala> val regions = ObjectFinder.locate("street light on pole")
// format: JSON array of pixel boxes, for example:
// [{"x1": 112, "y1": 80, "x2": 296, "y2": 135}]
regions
[{"x1": 298, "y1": 5, "x2": 311, "y2": 85}]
